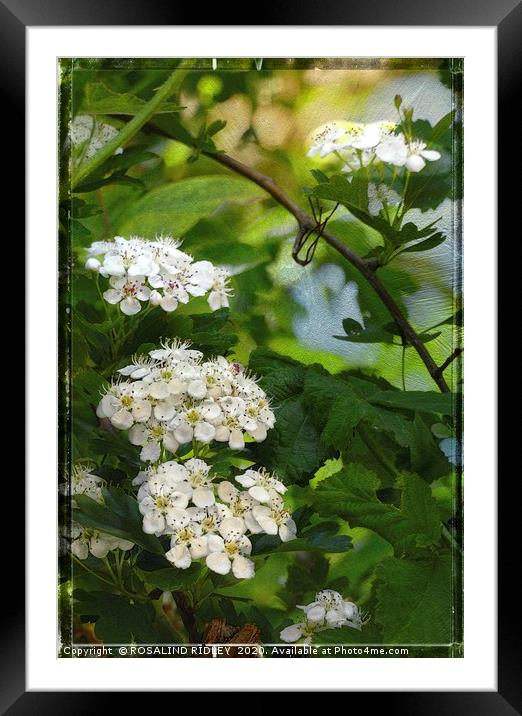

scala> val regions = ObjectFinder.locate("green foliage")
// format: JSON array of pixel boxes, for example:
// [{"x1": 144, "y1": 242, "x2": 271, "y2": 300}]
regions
[
  {"x1": 117, "y1": 176, "x2": 265, "y2": 237},
  {"x1": 314, "y1": 465, "x2": 441, "y2": 553},
  {"x1": 73, "y1": 590, "x2": 158, "y2": 643},
  {"x1": 375, "y1": 555, "x2": 452, "y2": 642},
  {"x1": 74, "y1": 488, "x2": 164, "y2": 555},
  {"x1": 62, "y1": 64, "x2": 461, "y2": 652}
]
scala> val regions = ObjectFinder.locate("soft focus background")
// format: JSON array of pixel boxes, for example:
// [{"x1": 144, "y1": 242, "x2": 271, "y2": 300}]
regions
[
  {"x1": 68, "y1": 60, "x2": 460, "y2": 640},
  {"x1": 74, "y1": 61, "x2": 460, "y2": 392}
]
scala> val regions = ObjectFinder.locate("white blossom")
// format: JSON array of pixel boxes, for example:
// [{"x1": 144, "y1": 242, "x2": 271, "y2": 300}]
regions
[
  {"x1": 235, "y1": 468, "x2": 286, "y2": 504},
  {"x1": 404, "y1": 140, "x2": 441, "y2": 172},
  {"x1": 103, "y1": 276, "x2": 151, "y2": 315},
  {"x1": 100, "y1": 342, "x2": 276, "y2": 460},
  {"x1": 367, "y1": 183, "x2": 401, "y2": 217},
  {"x1": 206, "y1": 517, "x2": 255, "y2": 579},
  {"x1": 71, "y1": 525, "x2": 134, "y2": 560},
  {"x1": 70, "y1": 114, "x2": 122, "y2": 163},
  {"x1": 280, "y1": 589, "x2": 367, "y2": 643},
  {"x1": 86, "y1": 235, "x2": 232, "y2": 316}
]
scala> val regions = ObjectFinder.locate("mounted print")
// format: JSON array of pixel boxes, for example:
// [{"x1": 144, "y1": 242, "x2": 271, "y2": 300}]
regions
[{"x1": 58, "y1": 58, "x2": 463, "y2": 659}]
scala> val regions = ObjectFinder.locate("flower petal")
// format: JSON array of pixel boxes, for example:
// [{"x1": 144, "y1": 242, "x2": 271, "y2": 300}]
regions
[{"x1": 206, "y1": 551, "x2": 231, "y2": 575}]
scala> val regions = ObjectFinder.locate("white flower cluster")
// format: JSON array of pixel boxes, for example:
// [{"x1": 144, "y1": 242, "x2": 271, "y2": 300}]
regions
[
  {"x1": 97, "y1": 340, "x2": 275, "y2": 461},
  {"x1": 307, "y1": 120, "x2": 441, "y2": 173},
  {"x1": 280, "y1": 589, "x2": 366, "y2": 644},
  {"x1": 67, "y1": 464, "x2": 134, "y2": 560},
  {"x1": 134, "y1": 459, "x2": 296, "y2": 579},
  {"x1": 70, "y1": 114, "x2": 122, "y2": 163},
  {"x1": 85, "y1": 235, "x2": 232, "y2": 315}
]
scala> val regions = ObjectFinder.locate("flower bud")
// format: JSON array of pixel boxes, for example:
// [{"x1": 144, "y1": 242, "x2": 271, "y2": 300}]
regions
[
  {"x1": 85, "y1": 257, "x2": 101, "y2": 271},
  {"x1": 149, "y1": 290, "x2": 162, "y2": 306}
]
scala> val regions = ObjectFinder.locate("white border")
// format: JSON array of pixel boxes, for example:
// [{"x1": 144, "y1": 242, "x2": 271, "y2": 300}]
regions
[{"x1": 27, "y1": 26, "x2": 496, "y2": 691}]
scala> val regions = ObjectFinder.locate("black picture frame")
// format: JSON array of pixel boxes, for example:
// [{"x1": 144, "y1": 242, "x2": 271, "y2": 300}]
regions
[{"x1": 9, "y1": 0, "x2": 518, "y2": 709}]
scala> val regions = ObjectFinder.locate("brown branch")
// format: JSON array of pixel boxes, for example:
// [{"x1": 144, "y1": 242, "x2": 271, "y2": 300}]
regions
[
  {"x1": 172, "y1": 592, "x2": 200, "y2": 643},
  {"x1": 436, "y1": 347, "x2": 463, "y2": 377},
  {"x1": 143, "y1": 122, "x2": 450, "y2": 393}
]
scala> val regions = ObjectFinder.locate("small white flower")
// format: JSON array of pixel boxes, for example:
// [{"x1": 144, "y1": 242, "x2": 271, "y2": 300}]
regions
[
  {"x1": 251, "y1": 499, "x2": 297, "y2": 542},
  {"x1": 165, "y1": 515, "x2": 208, "y2": 569},
  {"x1": 70, "y1": 114, "x2": 122, "y2": 162},
  {"x1": 367, "y1": 183, "x2": 401, "y2": 217},
  {"x1": 375, "y1": 133, "x2": 409, "y2": 167},
  {"x1": 235, "y1": 468, "x2": 286, "y2": 504},
  {"x1": 137, "y1": 473, "x2": 190, "y2": 536},
  {"x1": 206, "y1": 517, "x2": 255, "y2": 579},
  {"x1": 207, "y1": 268, "x2": 233, "y2": 311},
  {"x1": 97, "y1": 382, "x2": 152, "y2": 430},
  {"x1": 404, "y1": 140, "x2": 441, "y2": 172},
  {"x1": 307, "y1": 121, "x2": 355, "y2": 158},
  {"x1": 103, "y1": 275, "x2": 151, "y2": 315},
  {"x1": 71, "y1": 524, "x2": 133, "y2": 560}
]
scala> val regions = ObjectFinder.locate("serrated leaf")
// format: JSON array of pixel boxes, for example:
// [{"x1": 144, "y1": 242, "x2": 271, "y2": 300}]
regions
[
  {"x1": 73, "y1": 590, "x2": 158, "y2": 643},
  {"x1": 375, "y1": 555, "x2": 452, "y2": 642},
  {"x1": 314, "y1": 465, "x2": 440, "y2": 552}
]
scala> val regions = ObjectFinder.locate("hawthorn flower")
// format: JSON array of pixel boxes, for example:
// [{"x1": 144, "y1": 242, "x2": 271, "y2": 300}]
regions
[
  {"x1": 280, "y1": 590, "x2": 367, "y2": 643},
  {"x1": 367, "y1": 183, "x2": 401, "y2": 217},
  {"x1": 251, "y1": 499, "x2": 297, "y2": 542},
  {"x1": 375, "y1": 133, "x2": 408, "y2": 166},
  {"x1": 187, "y1": 503, "x2": 231, "y2": 533},
  {"x1": 207, "y1": 268, "x2": 233, "y2": 311},
  {"x1": 217, "y1": 481, "x2": 260, "y2": 533},
  {"x1": 137, "y1": 471, "x2": 190, "y2": 535},
  {"x1": 404, "y1": 140, "x2": 441, "y2": 172},
  {"x1": 86, "y1": 235, "x2": 233, "y2": 315},
  {"x1": 103, "y1": 276, "x2": 151, "y2": 315},
  {"x1": 164, "y1": 511, "x2": 210, "y2": 569},
  {"x1": 298, "y1": 590, "x2": 363, "y2": 630},
  {"x1": 128, "y1": 419, "x2": 179, "y2": 462},
  {"x1": 97, "y1": 382, "x2": 151, "y2": 430},
  {"x1": 307, "y1": 121, "x2": 353, "y2": 158},
  {"x1": 70, "y1": 463, "x2": 103, "y2": 502},
  {"x1": 235, "y1": 468, "x2": 286, "y2": 504},
  {"x1": 70, "y1": 114, "x2": 122, "y2": 162},
  {"x1": 160, "y1": 458, "x2": 216, "y2": 508},
  {"x1": 206, "y1": 517, "x2": 255, "y2": 578},
  {"x1": 71, "y1": 525, "x2": 134, "y2": 560},
  {"x1": 101, "y1": 237, "x2": 159, "y2": 278},
  {"x1": 168, "y1": 401, "x2": 222, "y2": 445}
]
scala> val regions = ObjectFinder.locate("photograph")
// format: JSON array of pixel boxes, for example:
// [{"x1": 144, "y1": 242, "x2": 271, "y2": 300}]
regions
[{"x1": 58, "y1": 57, "x2": 463, "y2": 660}]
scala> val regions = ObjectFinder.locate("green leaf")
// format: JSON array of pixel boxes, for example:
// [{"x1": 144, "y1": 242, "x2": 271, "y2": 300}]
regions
[
  {"x1": 73, "y1": 590, "x2": 158, "y2": 643},
  {"x1": 375, "y1": 555, "x2": 452, "y2": 642},
  {"x1": 400, "y1": 232, "x2": 446, "y2": 253},
  {"x1": 251, "y1": 394, "x2": 326, "y2": 485},
  {"x1": 207, "y1": 119, "x2": 227, "y2": 136},
  {"x1": 117, "y1": 176, "x2": 265, "y2": 237},
  {"x1": 80, "y1": 81, "x2": 184, "y2": 115},
  {"x1": 369, "y1": 390, "x2": 456, "y2": 416},
  {"x1": 74, "y1": 488, "x2": 164, "y2": 555},
  {"x1": 334, "y1": 317, "x2": 397, "y2": 344},
  {"x1": 314, "y1": 465, "x2": 440, "y2": 552},
  {"x1": 251, "y1": 531, "x2": 352, "y2": 556},
  {"x1": 138, "y1": 564, "x2": 201, "y2": 590}
]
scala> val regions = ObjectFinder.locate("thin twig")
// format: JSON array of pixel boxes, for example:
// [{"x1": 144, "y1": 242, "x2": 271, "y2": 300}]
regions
[
  {"x1": 436, "y1": 347, "x2": 463, "y2": 377},
  {"x1": 143, "y1": 122, "x2": 450, "y2": 393}
]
